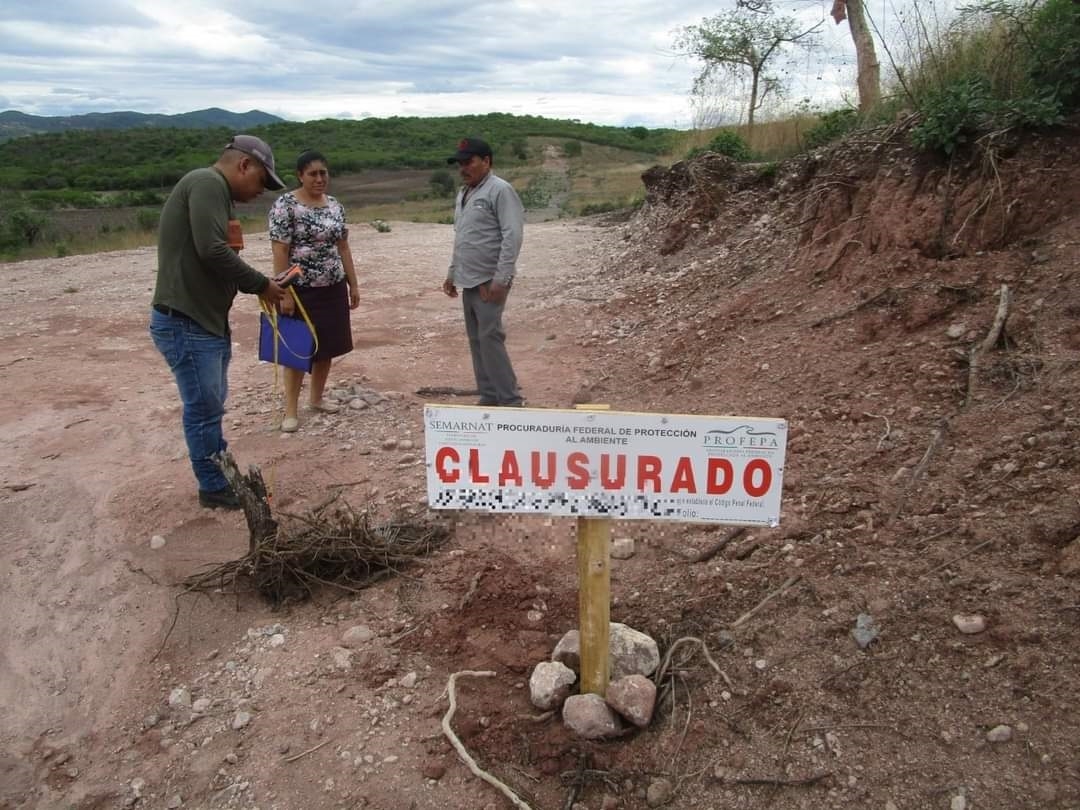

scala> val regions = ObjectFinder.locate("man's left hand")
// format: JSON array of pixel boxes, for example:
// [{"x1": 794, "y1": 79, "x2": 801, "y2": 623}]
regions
[{"x1": 480, "y1": 280, "x2": 509, "y2": 305}]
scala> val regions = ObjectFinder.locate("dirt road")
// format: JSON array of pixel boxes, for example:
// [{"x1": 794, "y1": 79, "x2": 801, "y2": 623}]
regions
[{"x1": 0, "y1": 218, "x2": 612, "y2": 808}]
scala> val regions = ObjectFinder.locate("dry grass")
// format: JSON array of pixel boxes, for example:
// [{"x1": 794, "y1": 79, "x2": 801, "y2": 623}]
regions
[{"x1": 670, "y1": 116, "x2": 820, "y2": 162}]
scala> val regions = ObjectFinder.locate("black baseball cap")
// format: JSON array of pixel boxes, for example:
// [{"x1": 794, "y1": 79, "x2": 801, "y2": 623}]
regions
[
  {"x1": 447, "y1": 137, "x2": 493, "y2": 164},
  {"x1": 226, "y1": 134, "x2": 286, "y2": 190}
]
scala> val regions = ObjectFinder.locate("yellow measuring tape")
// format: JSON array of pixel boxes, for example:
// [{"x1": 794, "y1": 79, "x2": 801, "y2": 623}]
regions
[{"x1": 259, "y1": 286, "x2": 319, "y2": 501}]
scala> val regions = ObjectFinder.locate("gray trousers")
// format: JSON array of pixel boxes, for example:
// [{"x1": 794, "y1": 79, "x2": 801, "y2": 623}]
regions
[{"x1": 462, "y1": 286, "x2": 522, "y2": 406}]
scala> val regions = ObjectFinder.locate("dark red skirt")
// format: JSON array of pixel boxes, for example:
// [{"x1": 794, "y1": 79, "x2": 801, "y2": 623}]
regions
[{"x1": 293, "y1": 280, "x2": 353, "y2": 361}]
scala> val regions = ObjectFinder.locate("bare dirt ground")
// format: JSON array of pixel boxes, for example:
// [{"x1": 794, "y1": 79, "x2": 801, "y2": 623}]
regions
[{"x1": 3, "y1": 118, "x2": 1080, "y2": 810}]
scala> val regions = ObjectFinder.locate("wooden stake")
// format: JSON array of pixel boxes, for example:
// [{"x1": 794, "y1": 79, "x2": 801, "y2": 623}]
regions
[
  {"x1": 575, "y1": 404, "x2": 612, "y2": 696},
  {"x1": 577, "y1": 514, "x2": 611, "y2": 695}
]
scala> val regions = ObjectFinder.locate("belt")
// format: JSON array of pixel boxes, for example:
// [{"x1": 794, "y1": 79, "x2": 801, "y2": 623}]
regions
[{"x1": 153, "y1": 304, "x2": 191, "y2": 319}]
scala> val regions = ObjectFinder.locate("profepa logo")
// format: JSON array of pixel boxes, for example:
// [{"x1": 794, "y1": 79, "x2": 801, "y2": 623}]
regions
[{"x1": 704, "y1": 425, "x2": 780, "y2": 448}]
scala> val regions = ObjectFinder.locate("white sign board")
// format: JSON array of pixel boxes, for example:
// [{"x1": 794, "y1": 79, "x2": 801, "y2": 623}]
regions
[{"x1": 424, "y1": 406, "x2": 787, "y2": 526}]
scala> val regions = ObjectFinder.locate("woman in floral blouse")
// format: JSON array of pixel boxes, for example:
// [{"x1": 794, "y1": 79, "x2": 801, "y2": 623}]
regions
[{"x1": 268, "y1": 150, "x2": 359, "y2": 432}]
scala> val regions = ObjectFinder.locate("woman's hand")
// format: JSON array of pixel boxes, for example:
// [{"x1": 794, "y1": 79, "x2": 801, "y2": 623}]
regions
[
  {"x1": 349, "y1": 284, "x2": 360, "y2": 309},
  {"x1": 279, "y1": 293, "x2": 296, "y2": 316}
]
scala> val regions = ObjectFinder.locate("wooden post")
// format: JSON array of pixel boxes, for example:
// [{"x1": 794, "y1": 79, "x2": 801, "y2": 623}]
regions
[{"x1": 575, "y1": 404, "x2": 611, "y2": 696}]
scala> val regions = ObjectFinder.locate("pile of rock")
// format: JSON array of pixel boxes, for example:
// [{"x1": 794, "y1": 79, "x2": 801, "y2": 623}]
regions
[{"x1": 528, "y1": 622, "x2": 659, "y2": 740}]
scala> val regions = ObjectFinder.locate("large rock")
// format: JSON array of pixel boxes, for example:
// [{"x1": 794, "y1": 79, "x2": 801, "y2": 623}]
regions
[
  {"x1": 562, "y1": 694, "x2": 622, "y2": 740},
  {"x1": 605, "y1": 674, "x2": 656, "y2": 728},
  {"x1": 529, "y1": 661, "x2": 577, "y2": 711},
  {"x1": 553, "y1": 623, "x2": 660, "y2": 679}
]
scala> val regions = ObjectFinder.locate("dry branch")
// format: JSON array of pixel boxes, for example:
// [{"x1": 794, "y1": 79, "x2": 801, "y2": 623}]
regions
[
  {"x1": 923, "y1": 539, "x2": 993, "y2": 577},
  {"x1": 889, "y1": 418, "x2": 949, "y2": 523},
  {"x1": 443, "y1": 670, "x2": 533, "y2": 810},
  {"x1": 415, "y1": 386, "x2": 481, "y2": 397},
  {"x1": 714, "y1": 772, "x2": 832, "y2": 787},
  {"x1": 811, "y1": 286, "x2": 899, "y2": 328},
  {"x1": 182, "y1": 451, "x2": 450, "y2": 606},
  {"x1": 685, "y1": 527, "x2": 746, "y2": 563},
  {"x1": 964, "y1": 284, "x2": 1012, "y2": 408},
  {"x1": 864, "y1": 412, "x2": 892, "y2": 450},
  {"x1": 731, "y1": 575, "x2": 802, "y2": 628}
]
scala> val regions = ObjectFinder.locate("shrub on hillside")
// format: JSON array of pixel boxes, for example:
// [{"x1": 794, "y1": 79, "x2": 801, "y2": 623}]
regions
[
  {"x1": 912, "y1": 76, "x2": 1060, "y2": 154},
  {"x1": 136, "y1": 209, "x2": 160, "y2": 231},
  {"x1": 707, "y1": 130, "x2": 753, "y2": 161},
  {"x1": 903, "y1": 0, "x2": 1075, "y2": 155},
  {"x1": 1, "y1": 208, "x2": 49, "y2": 248},
  {"x1": 684, "y1": 130, "x2": 754, "y2": 162},
  {"x1": 429, "y1": 169, "x2": 456, "y2": 197},
  {"x1": 804, "y1": 109, "x2": 859, "y2": 149},
  {"x1": 1027, "y1": 0, "x2": 1080, "y2": 111}
]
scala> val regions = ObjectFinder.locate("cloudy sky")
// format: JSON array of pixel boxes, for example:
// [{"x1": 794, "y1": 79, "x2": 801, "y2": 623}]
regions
[{"x1": 0, "y1": 0, "x2": 863, "y2": 128}]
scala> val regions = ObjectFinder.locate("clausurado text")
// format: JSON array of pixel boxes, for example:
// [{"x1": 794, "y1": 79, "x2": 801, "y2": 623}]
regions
[{"x1": 432, "y1": 446, "x2": 773, "y2": 497}]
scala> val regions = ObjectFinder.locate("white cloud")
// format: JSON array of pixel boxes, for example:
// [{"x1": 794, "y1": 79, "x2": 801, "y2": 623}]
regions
[{"x1": 0, "y1": 0, "x2": 866, "y2": 126}]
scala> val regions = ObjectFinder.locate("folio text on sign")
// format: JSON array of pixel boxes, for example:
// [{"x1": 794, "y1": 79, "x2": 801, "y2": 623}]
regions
[{"x1": 424, "y1": 406, "x2": 787, "y2": 525}]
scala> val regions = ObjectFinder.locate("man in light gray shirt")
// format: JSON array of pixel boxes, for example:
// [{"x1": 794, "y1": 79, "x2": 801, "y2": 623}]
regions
[{"x1": 442, "y1": 137, "x2": 525, "y2": 406}]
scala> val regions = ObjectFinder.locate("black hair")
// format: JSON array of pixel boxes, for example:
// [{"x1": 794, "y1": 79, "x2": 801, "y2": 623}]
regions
[{"x1": 296, "y1": 150, "x2": 328, "y2": 174}]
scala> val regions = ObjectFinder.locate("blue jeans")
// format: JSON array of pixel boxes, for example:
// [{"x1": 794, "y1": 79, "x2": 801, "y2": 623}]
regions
[{"x1": 149, "y1": 308, "x2": 231, "y2": 492}]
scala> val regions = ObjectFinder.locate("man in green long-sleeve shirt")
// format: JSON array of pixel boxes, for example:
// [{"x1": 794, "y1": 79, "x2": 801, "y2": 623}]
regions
[{"x1": 150, "y1": 135, "x2": 287, "y2": 510}]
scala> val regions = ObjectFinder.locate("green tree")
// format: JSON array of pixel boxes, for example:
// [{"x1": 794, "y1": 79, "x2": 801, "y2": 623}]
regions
[
  {"x1": 5, "y1": 208, "x2": 48, "y2": 246},
  {"x1": 676, "y1": 1, "x2": 821, "y2": 130},
  {"x1": 429, "y1": 169, "x2": 457, "y2": 197}
]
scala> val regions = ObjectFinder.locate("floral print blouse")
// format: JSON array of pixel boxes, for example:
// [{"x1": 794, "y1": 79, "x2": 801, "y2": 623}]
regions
[{"x1": 268, "y1": 193, "x2": 349, "y2": 287}]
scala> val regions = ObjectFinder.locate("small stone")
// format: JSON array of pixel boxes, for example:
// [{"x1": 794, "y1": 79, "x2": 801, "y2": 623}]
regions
[
  {"x1": 381, "y1": 438, "x2": 398, "y2": 450},
  {"x1": 611, "y1": 537, "x2": 635, "y2": 559},
  {"x1": 341, "y1": 625, "x2": 375, "y2": 647},
  {"x1": 852, "y1": 613, "x2": 880, "y2": 649},
  {"x1": 330, "y1": 647, "x2": 353, "y2": 670},
  {"x1": 168, "y1": 688, "x2": 191, "y2": 709},
  {"x1": 150, "y1": 535, "x2": 167, "y2": 550},
  {"x1": 269, "y1": 633, "x2": 286, "y2": 648},
  {"x1": 952, "y1": 614, "x2": 987, "y2": 634},
  {"x1": 166, "y1": 796, "x2": 183, "y2": 809},
  {"x1": 399, "y1": 439, "x2": 415, "y2": 451},
  {"x1": 192, "y1": 698, "x2": 211, "y2": 714},
  {"x1": 951, "y1": 794, "x2": 968, "y2": 810},
  {"x1": 646, "y1": 777, "x2": 674, "y2": 807},
  {"x1": 224, "y1": 752, "x2": 239, "y2": 764},
  {"x1": 232, "y1": 711, "x2": 252, "y2": 730},
  {"x1": 986, "y1": 724, "x2": 1013, "y2": 743},
  {"x1": 422, "y1": 762, "x2": 446, "y2": 780},
  {"x1": 398, "y1": 671, "x2": 419, "y2": 688}
]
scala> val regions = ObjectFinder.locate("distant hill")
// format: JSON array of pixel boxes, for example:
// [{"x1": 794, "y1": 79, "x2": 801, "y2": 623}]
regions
[{"x1": 0, "y1": 108, "x2": 286, "y2": 142}]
